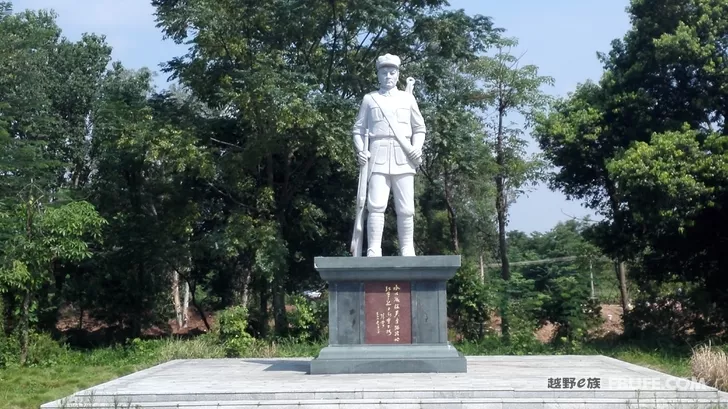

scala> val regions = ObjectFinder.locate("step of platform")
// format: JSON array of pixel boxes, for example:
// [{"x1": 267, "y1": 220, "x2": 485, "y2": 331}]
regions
[
  {"x1": 42, "y1": 356, "x2": 728, "y2": 409},
  {"x1": 54, "y1": 388, "x2": 727, "y2": 403},
  {"x1": 49, "y1": 397, "x2": 728, "y2": 409}
]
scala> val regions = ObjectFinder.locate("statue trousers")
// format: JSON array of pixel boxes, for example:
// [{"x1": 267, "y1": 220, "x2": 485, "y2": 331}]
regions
[{"x1": 366, "y1": 172, "x2": 415, "y2": 256}]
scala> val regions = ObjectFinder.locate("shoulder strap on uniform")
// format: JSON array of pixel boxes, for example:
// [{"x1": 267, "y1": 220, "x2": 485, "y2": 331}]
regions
[{"x1": 369, "y1": 92, "x2": 414, "y2": 154}]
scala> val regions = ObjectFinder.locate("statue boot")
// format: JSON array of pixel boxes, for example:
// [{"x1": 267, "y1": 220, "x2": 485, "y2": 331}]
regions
[
  {"x1": 398, "y1": 214, "x2": 415, "y2": 256},
  {"x1": 367, "y1": 212, "x2": 384, "y2": 257}
]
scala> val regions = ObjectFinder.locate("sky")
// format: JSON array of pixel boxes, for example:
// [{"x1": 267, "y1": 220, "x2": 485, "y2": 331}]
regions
[{"x1": 15, "y1": 0, "x2": 633, "y2": 234}]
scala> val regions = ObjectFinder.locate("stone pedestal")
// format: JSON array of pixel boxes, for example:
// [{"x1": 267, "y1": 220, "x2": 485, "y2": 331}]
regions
[{"x1": 309, "y1": 255, "x2": 466, "y2": 374}]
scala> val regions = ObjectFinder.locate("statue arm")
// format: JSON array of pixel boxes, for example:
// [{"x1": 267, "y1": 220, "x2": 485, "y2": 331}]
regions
[{"x1": 352, "y1": 95, "x2": 370, "y2": 152}]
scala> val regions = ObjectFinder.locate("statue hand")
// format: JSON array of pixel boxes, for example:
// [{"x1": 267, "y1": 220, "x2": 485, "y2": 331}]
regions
[
  {"x1": 408, "y1": 147, "x2": 423, "y2": 166},
  {"x1": 357, "y1": 150, "x2": 370, "y2": 166}
]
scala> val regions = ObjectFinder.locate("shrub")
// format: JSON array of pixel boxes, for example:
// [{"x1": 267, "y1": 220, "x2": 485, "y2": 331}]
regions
[
  {"x1": 691, "y1": 344, "x2": 728, "y2": 391},
  {"x1": 217, "y1": 306, "x2": 254, "y2": 357},
  {"x1": 447, "y1": 263, "x2": 495, "y2": 341},
  {"x1": 520, "y1": 263, "x2": 602, "y2": 343},
  {"x1": 503, "y1": 274, "x2": 547, "y2": 351},
  {"x1": 623, "y1": 281, "x2": 720, "y2": 341},
  {"x1": 0, "y1": 331, "x2": 69, "y2": 367},
  {"x1": 286, "y1": 293, "x2": 328, "y2": 342},
  {"x1": 0, "y1": 330, "x2": 20, "y2": 368},
  {"x1": 26, "y1": 331, "x2": 70, "y2": 366}
]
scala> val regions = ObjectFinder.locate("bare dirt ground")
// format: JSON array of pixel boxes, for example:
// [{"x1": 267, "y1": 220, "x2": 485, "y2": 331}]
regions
[
  {"x1": 534, "y1": 304, "x2": 625, "y2": 342},
  {"x1": 484, "y1": 304, "x2": 624, "y2": 343},
  {"x1": 56, "y1": 306, "x2": 215, "y2": 346}
]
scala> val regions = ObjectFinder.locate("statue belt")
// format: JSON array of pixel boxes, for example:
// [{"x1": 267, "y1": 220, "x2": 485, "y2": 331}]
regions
[{"x1": 368, "y1": 134, "x2": 410, "y2": 141}]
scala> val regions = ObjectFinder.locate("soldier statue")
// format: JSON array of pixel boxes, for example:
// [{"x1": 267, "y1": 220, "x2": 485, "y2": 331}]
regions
[{"x1": 350, "y1": 53, "x2": 426, "y2": 257}]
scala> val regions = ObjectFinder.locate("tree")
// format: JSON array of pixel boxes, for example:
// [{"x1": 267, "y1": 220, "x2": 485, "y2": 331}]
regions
[
  {"x1": 466, "y1": 38, "x2": 553, "y2": 340},
  {"x1": 0, "y1": 195, "x2": 105, "y2": 364},
  {"x1": 152, "y1": 0, "x2": 501, "y2": 335},
  {"x1": 505, "y1": 221, "x2": 607, "y2": 341},
  {"x1": 416, "y1": 62, "x2": 495, "y2": 256},
  {"x1": 0, "y1": 3, "x2": 112, "y2": 354},
  {"x1": 535, "y1": 0, "x2": 728, "y2": 334},
  {"x1": 608, "y1": 128, "x2": 728, "y2": 333},
  {"x1": 83, "y1": 63, "x2": 214, "y2": 336},
  {"x1": 533, "y1": 82, "x2": 633, "y2": 312}
]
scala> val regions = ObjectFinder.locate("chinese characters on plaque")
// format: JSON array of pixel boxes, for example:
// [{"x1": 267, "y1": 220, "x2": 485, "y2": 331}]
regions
[{"x1": 365, "y1": 282, "x2": 411, "y2": 344}]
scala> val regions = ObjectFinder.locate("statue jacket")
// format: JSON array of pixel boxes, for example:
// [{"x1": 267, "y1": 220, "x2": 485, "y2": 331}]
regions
[{"x1": 352, "y1": 89, "x2": 426, "y2": 176}]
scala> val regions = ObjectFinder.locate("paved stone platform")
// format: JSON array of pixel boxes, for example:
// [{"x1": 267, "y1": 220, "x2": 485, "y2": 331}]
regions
[{"x1": 42, "y1": 356, "x2": 728, "y2": 409}]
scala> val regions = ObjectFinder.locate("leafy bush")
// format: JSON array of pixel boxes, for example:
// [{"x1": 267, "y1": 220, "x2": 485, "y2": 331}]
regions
[
  {"x1": 286, "y1": 293, "x2": 328, "y2": 342},
  {"x1": 217, "y1": 306, "x2": 254, "y2": 357},
  {"x1": 623, "y1": 280, "x2": 721, "y2": 342},
  {"x1": 520, "y1": 263, "x2": 602, "y2": 343},
  {"x1": 26, "y1": 332, "x2": 70, "y2": 366},
  {"x1": 0, "y1": 331, "x2": 70, "y2": 367},
  {"x1": 0, "y1": 330, "x2": 20, "y2": 368},
  {"x1": 502, "y1": 273, "x2": 547, "y2": 351},
  {"x1": 447, "y1": 263, "x2": 495, "y2": 341}
]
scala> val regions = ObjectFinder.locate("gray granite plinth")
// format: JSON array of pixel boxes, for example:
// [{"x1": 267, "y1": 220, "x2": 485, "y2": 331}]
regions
[
  {"x1": 310, "y1": 344, "x2": 466, "y2": 374},
  {"x1": 310, "y1": 255, "x2": 466, "y2": 374}
]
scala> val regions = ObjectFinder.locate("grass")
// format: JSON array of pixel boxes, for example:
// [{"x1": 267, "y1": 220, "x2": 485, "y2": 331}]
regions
[
  {"x1": 691, "y1": 344, "x2": 728, "y2": 390},
  {"x1": 0, "y1": 364, "x2": 140, "y2": 409},
  {"x1": 0, "y1": 334, "x2": 723, "y2": 409},
  {"x1": 0, "y1": 335, "x2": 326, "y2": 409}
]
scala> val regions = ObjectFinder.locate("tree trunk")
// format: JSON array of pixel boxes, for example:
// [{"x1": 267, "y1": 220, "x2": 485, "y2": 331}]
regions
[
  {"x1": 616, "y1": 261, "x2": 630, "y2": 311},
  {"x1": 259, "y1": 287, "x2": 269, "y2": 338},
  {"x1": 237, "y1": 268, "x2": 252, "y2": 309},
  {"x1": 20, "y1": 291, "x2": 30, "y2": 365},
  {"x1": 182, "y1": 280, "x2": 190, "y2": 328},
  {"x1": 495, "y1": 107, "x2": 510, "y2": 341},
  {"x1": 604, "y1": 180, "x2": 631, "y2": 314},
  {"x1": 273, "y1": 279, "x2": 288, "y2": 337},
  {"x1": 172, "y1": 270, "x2": 183, "y2": 328},
  {"x1": 479, "y1": 253, "x2": 485, "y2": 283},
  {"x1": 590, "y1": 259, "x2": 595, "y2": 299},
  {"x1": 188, "y1": 281, "x2": 211, "y2": 331},
  {"x1": 443, "y1": 177, "x2": 460, "y2": 253}
]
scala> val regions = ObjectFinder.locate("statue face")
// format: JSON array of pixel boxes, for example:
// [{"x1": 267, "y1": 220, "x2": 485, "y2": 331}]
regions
[{"x1": 377, "y1": 66, "x2": 399, "y2": 90}]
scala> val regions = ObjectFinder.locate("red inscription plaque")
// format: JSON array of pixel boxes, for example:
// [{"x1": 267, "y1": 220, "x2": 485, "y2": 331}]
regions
[{"x1": 364, "y1": 281, "x2": 412, "y2": 344}]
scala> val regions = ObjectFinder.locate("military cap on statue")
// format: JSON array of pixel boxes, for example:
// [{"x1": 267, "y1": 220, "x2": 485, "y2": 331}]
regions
[{"x1": 376, "y1": 53, "x2": 401, "y2": 70}]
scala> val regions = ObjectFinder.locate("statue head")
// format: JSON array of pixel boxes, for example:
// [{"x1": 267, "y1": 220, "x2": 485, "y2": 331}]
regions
[{"x1": 376, "y1": 53, "x2": 401, "y2": 91}]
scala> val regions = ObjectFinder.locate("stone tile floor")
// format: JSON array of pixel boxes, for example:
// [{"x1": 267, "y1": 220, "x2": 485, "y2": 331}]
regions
[{"x1": 42, "y1": 356, "x2": 728, "y2": 409}]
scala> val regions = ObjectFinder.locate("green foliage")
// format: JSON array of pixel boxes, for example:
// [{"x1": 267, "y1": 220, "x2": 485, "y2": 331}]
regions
[
  {"x1": 0, "y1": 331, "x2": 70, "y2": 368},
  {"x1": 0, "y1": 329, "x2": 19, "y2": 368},
  {"x1": 447, "y1": 263, "x2": 494, "y2": 341},
  {"x1": 285, "y1": 294, "x2": 328, "y2": 342},
  {"x1": 501, "y1": 273, "x2": 546, "y2": 342},
  {"x1": 217, "y1": 306, "x2": 254, "y2": 357},
  {"x1": 535, "y1": 0, "x2": 728, "y2": 337},
  {"x1": 520, "y1": 262, "x2": 603, "y2": 342},
  {"x1": 24, "y1": 332, "x2": 69, "y2": 367}
]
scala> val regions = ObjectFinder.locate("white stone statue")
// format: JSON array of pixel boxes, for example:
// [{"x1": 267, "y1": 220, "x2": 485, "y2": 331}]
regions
[{"x1": 350, "y1": 53, "x2": 426, "y2": 257}]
